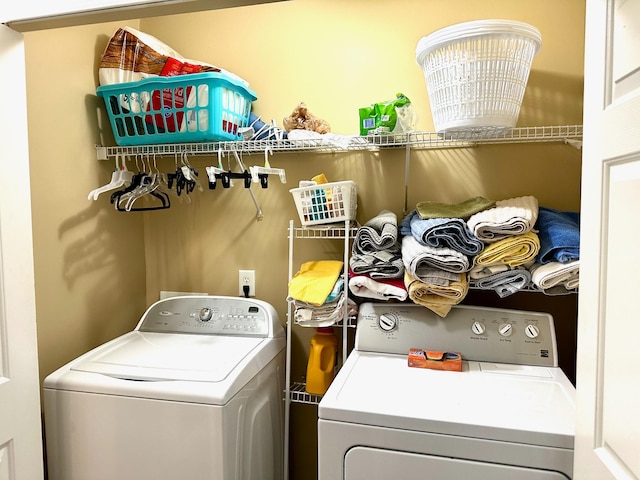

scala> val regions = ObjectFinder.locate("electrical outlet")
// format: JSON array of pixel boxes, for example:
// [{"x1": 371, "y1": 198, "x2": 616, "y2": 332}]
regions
[{"x1": 238, "y1": 270, "x2": 255, "y2": 297}]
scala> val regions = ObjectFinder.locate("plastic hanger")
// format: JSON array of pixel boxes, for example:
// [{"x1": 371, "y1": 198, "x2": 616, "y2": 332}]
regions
[
  {"x1": 249, "y1": 147, "x2": 286, "y2": 188},
  {"x1": 88, "y1": 153, "x2": 134, "y2": 200},
  {"x1": 121, "y1": 155, "x2": 170, "y2": 211},
  {"x1": 206, "y1": 149, "x2": 253, "y2": 189},
  {"x1": 110, "y1": 155, "x2": 170, "y2": 211}
]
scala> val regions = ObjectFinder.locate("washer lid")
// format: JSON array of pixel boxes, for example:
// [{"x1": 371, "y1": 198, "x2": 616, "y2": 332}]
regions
[
  {"x1": 319, "y1": 351, "x2": 576, "y2": 449},
  {"x1": 71, "y1": 331, "x2": 264, "y2": 382}
]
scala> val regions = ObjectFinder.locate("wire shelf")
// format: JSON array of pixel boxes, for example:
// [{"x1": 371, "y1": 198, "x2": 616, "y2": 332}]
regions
[
  {"x1": 288, "y1": 382, "x2": 324, "y2": 405},
  {"x1": 288, "y1": 223, "x2": 360, "y2": 240},
  {"x1": 96, "y1": 124, "x2": 583, "y2": 159}
]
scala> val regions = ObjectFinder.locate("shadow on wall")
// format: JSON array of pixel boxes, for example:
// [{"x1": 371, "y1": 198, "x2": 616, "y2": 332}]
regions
[{"x1": 519, "y1": 70, "x2": 584, "y2": 126}]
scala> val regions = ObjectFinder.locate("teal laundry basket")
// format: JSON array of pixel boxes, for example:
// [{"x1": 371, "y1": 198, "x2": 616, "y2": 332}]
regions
[{"x1": 97, "y1": 72, "x2": 257, "y2": 146}]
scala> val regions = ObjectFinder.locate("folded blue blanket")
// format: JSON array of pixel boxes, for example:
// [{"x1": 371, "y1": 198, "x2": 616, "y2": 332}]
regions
[
  {"x1": 535, "y1": 207, "x2": 580, "y2": 264},
  {"x1": 400, "y1": 210, "x2": 484, "y2": 256}
]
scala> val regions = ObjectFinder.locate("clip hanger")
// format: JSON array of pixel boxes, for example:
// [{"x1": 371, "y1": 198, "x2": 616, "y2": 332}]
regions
[{"x1": 249, "y1": 147, "x2": 287, "y2": 188}]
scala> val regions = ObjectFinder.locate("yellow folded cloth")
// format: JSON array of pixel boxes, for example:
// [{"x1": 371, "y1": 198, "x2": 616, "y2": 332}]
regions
[
  {"x1": 288, "y1": 260, "x2": 343, "y2": 306},
  {"x1": 474, "y1": 231, "x2": 540, "y2": 267},
  {"x1": 404, "y1": 271, "x2": 469, "y2": 318},
  {"x1": 311, "y1": 173, "x2": 329, "y2": 184}
]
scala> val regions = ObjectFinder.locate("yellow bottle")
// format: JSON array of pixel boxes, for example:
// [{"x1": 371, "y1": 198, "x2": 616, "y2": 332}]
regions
[{"x1": 305, "y1": 327, "x2": 338, "y2": 395}]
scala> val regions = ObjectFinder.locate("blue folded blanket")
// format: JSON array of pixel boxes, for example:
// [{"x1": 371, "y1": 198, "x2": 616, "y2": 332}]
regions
[
  {"x1": 400, "y1": 210, "x2": 484, "y2": 256},
  {"x1": 535, "y1": 207, "x2": 580, "y2": 264}
]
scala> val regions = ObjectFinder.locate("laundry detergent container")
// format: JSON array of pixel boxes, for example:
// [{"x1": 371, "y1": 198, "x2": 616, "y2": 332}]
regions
[{"x1": 416, "y1": 19, "x2": 541, "y2": 136}]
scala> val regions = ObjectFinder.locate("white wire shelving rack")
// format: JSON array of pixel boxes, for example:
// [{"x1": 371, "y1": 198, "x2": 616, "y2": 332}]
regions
[
  {"x1": 96, "y1": 124, "x2": 583, "y2": 159},
  {"x1": 284, "y1": 220, "x2": 356, "y2": 480}
]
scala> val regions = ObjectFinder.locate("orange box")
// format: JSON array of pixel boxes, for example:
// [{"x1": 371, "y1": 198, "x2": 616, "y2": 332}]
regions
[{"x1": 408, "y1": 348, "x2": 462, "y2": 372}]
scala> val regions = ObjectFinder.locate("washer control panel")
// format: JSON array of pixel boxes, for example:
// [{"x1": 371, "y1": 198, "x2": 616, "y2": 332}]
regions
[
  {"x1": 137, "y1": 296, "x2": 282, "y2": 337},
  {"x1": 355, "y1": 303, "x2": 558, "y2": 367}
]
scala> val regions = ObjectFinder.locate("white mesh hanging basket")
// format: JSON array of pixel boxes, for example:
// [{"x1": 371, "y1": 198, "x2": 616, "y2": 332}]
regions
[{"x1": 415, "y1": 19, "x2": 541, "y2": 137}]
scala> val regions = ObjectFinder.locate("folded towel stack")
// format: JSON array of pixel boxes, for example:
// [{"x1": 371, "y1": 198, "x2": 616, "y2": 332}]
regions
[
  {"x1": 398, "y1": 198, "x2": 491, "y2": 317},
  {"x1": 401, "y1": 211, "x2": 484, "y2": 257},
  {"x1": 402, "y1": 235, "x2": 470, "y2": 275},
  {"x1": 293, "y1": 293, "x2": 359, "y2": 327},
  {"x1": 348, "y1": 270, "x2": 408, "y2": 302},
  {"x1": 288, "y1": 260, "x2": 354, "y2": 327},
  {"x1": 404, "y1": 270, "x2": 469, "y2": 318},
  {"x1": 349, "y1": 211, "x2": 406, "y2": 300},
  {"x1": 530, "y1": 260, "x2": 580, "y2": 295},
  {"x1": 401, "y1": 195, "x2": 554, "y2": 307},
  {"x1": 467, "y1": 196, "x2": 539, "y2": 243},
  {"x1": 529, "y1": 207, "x2": 581, "y2": 294},
  {"x1": 474, "y1": 231, "x2": 540, "y2": 267},
  {"x1": 353, "y1": 209, "x2": 399, "y2": 252},
  {"x1": 536, "y1": 207, "x2": 580, "y2": 264},
  {"x1": 469, "y1": 264, "x2": 532, "y2": 298},
  {"x1": 466, "y1": 197, "x2": 541, "y2": 297}
]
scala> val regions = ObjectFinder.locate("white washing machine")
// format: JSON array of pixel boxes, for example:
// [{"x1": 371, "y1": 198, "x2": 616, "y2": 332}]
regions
[
  {"x1": 318, "y1": 302, "x2": 576, "y2": 480},
  {"x1": 44, "y1": 295, "x2": 285, "y2": 480}
]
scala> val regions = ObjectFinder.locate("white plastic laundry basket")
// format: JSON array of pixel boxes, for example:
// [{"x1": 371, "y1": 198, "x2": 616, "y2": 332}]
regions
[
  {"x1": 290, "y1": 181, "x2": 357, "y2": 226},
  {"x1": 416, "y1": 19, "x2": 541, "y2": 136}
]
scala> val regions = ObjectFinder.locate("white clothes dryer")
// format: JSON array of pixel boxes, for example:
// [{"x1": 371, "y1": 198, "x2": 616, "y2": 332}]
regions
[
  {"x1": 318, "y1": 303, "x2": 576, "y2": 480},
  {"x1": 44, "y1": 295, "x2": 285, "y2": 480}
]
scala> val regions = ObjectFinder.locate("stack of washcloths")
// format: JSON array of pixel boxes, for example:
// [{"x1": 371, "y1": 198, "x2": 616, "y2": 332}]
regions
[
  {"x1": 288, "y1": 260, "x2": 357, "y2": 327},
  {"x1": 467, "y1": 195, "x2": 541, "y2": 298},
  {"x1": 349, "y1": 210, "x2": 407, "y2": 302},
  {"x1": 528, "y1": 207, "x2": 580, "y2": 294},
  {"x1": 399, "y1": 196, "x2": 494, "y2": 317}
]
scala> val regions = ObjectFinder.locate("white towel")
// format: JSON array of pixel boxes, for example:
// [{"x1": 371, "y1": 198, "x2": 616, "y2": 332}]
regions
[
  {"x1": 530, "y1": 260, "x2": 580, "y2": 292},
  {"x1": 348, "y1": 275, "x2": 408, "y2": 301},
  {"x1": 294, "y1": 293, "x2": 358, "y2": 327},
  {"x1": 467, "y1": 195, "x2": 539, "y2": 243}
]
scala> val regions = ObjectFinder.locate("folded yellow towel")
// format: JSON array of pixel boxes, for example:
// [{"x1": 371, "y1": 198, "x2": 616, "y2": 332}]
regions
[
  {"x1": 404, "y1": 271, "x2": 469, "y2": 318},
  {"x1": 474, "y1": 231, "x2": 540, "y2": 267},
  {"x1": 288, "y1": 260, "x2": 343, "y2": 306}
]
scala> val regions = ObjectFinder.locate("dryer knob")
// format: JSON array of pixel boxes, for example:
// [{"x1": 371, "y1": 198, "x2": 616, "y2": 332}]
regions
[
  {"x1": 199, "y1": 307, "x2": 213, "y2": 322},
  {"x1": 498, "y1": 323, "x2": 513, "y2": 337},
  {"x1": 471, "y1": 321, "x2": 486, "y2": 335},
  {"x1": 525, "y1": 324, "x2": 540, "y2": 339},
  {"x1": 378, "y1": 313, "x2": 397, "y2": 332}
]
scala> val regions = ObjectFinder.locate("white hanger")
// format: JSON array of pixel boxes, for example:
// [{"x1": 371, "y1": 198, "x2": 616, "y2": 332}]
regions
[
  {"x1": 249, "y1": 147, "x2": 287, "y2": 184},
  {"x1": 88, "y1": 153, "x2": 134, "y2": 201}
]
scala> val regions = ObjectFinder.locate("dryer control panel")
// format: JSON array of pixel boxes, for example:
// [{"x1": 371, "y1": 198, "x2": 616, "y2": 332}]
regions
[
  {"x1": 136, "y1": 295, "x2": 283, "y2": 338},
  {"x1": 355, "y1": 303, "x2": 558, "y2": 367}
]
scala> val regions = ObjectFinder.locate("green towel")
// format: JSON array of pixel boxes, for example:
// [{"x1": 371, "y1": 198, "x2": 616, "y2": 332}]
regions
[{"x1": 416, "y1": 196, "x2": 495, "y2": 221}]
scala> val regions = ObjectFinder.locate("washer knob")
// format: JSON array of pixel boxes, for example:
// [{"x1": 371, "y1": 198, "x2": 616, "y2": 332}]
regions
[
  {"x1": 378, "y1": 313, "x2": 397, "y2": 332},
  {"x1": 471, "y1": 321, "x2": 486, "y2": 335},
  {"x1": 199, "y1": 307, "x2": 213, "y2": 322},
  {"x1": 498, "y1": 323, "x2": 513, "y2": 337},
  {"x1": 525, "y1": 324, "x2": 540, "y2": 339}
]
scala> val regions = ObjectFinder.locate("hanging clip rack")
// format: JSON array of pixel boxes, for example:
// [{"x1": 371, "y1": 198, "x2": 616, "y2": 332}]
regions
[
  {"x1": 205, "y1": 149, "x2": 264, "y2": 221},
  {"x1": 205, "y1": 149, "x2": 254, "y2": 189},
  {"x1": 249, "y1": 147, "x2": 287, "y2": 188}
]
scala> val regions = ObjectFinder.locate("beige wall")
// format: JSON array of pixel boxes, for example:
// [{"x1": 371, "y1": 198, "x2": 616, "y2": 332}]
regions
[{"x1": 23, "y1": 1, "x2": 585, "y2": 478}]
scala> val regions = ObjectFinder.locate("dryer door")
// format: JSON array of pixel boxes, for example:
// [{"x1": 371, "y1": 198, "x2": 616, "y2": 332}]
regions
[{"x1": 344, "y1": 447, "x2": 570, "y2": 480}]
